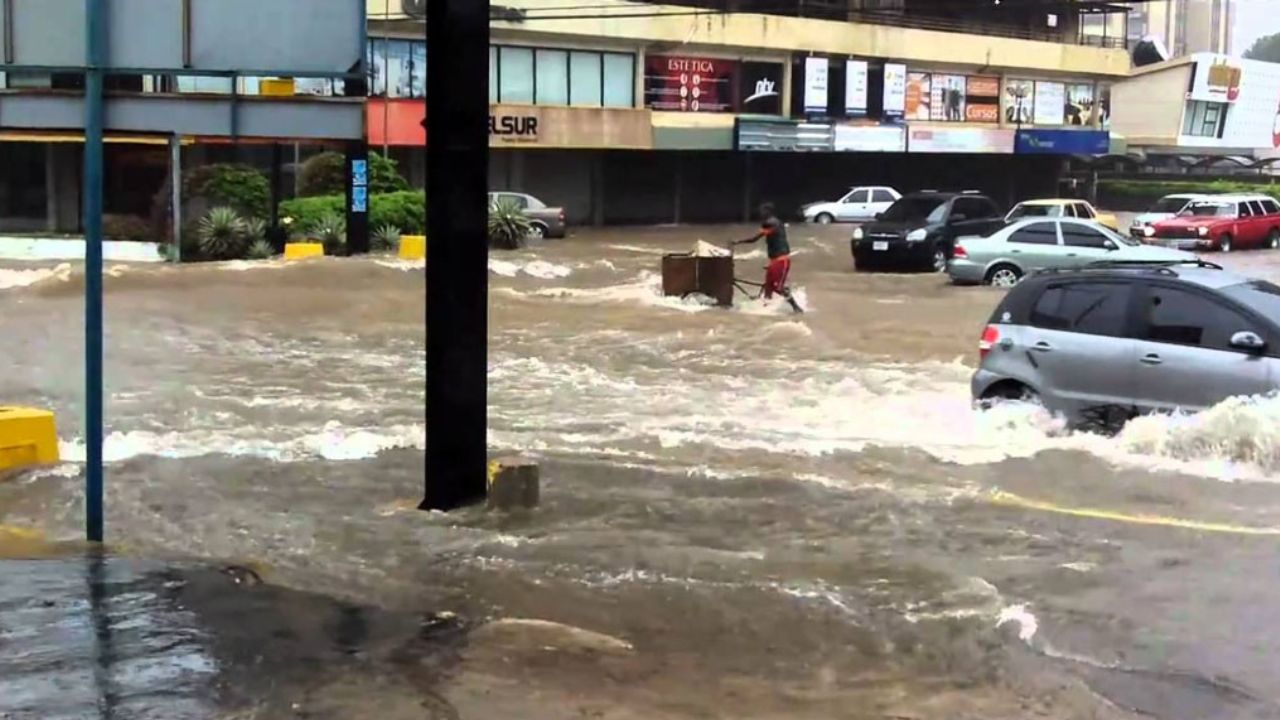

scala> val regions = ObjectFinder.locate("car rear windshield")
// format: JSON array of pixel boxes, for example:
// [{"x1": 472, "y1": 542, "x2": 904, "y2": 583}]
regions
[
  {"x1": 1222, "y1": 280, "x2": 1280, "y2": 320},
  {"x1": 1181, "y1": 202, "x2": 1234, "y2": 217},
  {"x1": 1151, "y1": 197, "x2": 1190, "y2": 213},
  {"x1": 1008, "y1": 205, "x2": 1062, "y2": 220},
  {"x1": 881, "y1": 197, "x2": 947, "y2": 223}
]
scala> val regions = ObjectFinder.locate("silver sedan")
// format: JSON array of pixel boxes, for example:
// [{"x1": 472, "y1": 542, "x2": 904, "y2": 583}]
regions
[{"x1": 947, "y1": 217, "x2": 1196, "y2": 287}]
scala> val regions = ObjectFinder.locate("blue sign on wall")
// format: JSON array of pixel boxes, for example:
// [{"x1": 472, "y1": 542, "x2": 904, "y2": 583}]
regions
[{"x1": 1015, "y1": 129, "x2": 1110, "y2": 155}]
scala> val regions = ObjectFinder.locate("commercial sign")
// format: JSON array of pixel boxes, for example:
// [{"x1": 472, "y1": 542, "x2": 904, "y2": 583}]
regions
[
  {"x1": 965, "y1": 76, "x2": 1001, "y2": 123},
  {"x1": 883, "y1": 63, "x2": 907, "y2": 119},
  {"x1": 893, "y1": 70, "x2": 999, "y2": 123},
  {"x1": 931, "y1": 74, "x2": 966, "y2": 122},
  {"x1": 1065, "y1": 83, "x2": 1097, "y2": 126},
  {"x1": 1189, "y1": 55, "x2": 1243, "y2": 103},
  {"x1": 833, "y1": 124, "x2": 906, "y2": 152},
  {"x1": 736, "y1": 119, "x2": 833, "y2": 151},
  {"x1": 1033, "y1": 82, "x2": 1066, "y2": 126},
  {"x1": 1014, "y1": 129, "x2": 1110, "y2": 155},
  {"x1": 804, "y1": 57, "x2": 830, "y2": 115},
  {"x1": 845, "y1": 60, "x2": 869, "y2": 117},
  {"x1": 488, "y1": 104, "x2": 653, "y2": 149},
  {"x1": 1005, "y1": 79, "x2": 1034, "y2": 125},
  {"x1": 907, "y1": 126, "x2": 1014, "y2": 153},
  {"x1": 905, "y1": 72, "x2": 931, "y2": 120},
  {"x1": 644, "y1": 55, "x2": 782, "y2": 114},
  {"x1": 1179, "y1": 54, "x2": 1280, "y2": 149}
]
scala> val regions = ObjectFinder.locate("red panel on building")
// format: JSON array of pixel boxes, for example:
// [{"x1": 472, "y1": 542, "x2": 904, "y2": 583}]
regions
[{"x1": 367, "y1": 99, "x2": 427, "y2": 147}]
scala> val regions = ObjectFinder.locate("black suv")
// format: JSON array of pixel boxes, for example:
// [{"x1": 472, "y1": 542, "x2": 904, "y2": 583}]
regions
[{"x1": 852, "y1": 191, "x2": 1005, "y2": 272}]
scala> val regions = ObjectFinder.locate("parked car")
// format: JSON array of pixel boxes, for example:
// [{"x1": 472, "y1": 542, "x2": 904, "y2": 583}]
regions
[
  {"x1": 948, "y1": 218, "x2": 1194, "y2": 287},
  {"x1": 972, "y1": 260, "x2": 1280, "y2": 428},
  {"x1": 1004, "y1": 199, "x2": 1119, "y2": 231},
  {"x1": 487, "y1": 191, "x2": 567, "y2": 239},
  {"x1": 1129, "y1": 193, "x2": 1207, "y2": 238},
  {"x1": 801, "y1": 186, "x2": 901, "y2": 224},
  {"x1": 1145, "y1": 194, "x2": 1280, "y2": 252},
  {"x1": 851, "y1": 190, "x2": 1004, "y2": 272}
]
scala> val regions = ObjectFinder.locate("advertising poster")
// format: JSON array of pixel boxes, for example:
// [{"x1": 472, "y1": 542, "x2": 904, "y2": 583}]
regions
[
  {"x1": 738, "y1": 62, "x2": 783, "y2": 115},
  {"x1": 804, "y1": 57, "x2": 830, "y2": 115},
  {"x1": 1033, "y1": 81, "x2": 1066, "y2": 125},
  {"x1": 883, "y1": 63, "x2": 907, "y2": 119},
  {"x1": 845, "y1": 59, "x2": 869, "y2": 117},
  {"x1": 1065, "y1": 83, "x2": 1095, "y2": 126},
  {"x1": 965, "y1": 76, "x2": 1000, "y2": 122},
  {"x1": 908, "y1": 127, "x2": 1015, "y2": 153},
  {"x1": 1189, "y1": 55, "x2": 1243, "y2": 103},
  {"x1": 834, "y1": 124, "x2": 906, "y2": 152},
  {"x1": 930, "y1": 74, "x2": 966, "y2": 122},
  {"x1": 644, "y1": 55, "x2": 735, "y2": 112},
  {"x1": 905, "y1": 72, "x2": 931, "y2": 121},
  {"x1": 1004, "y1": 79, "x2": 1034, "y2": 125}
]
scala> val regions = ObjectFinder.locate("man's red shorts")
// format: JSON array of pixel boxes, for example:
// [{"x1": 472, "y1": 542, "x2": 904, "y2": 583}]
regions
[{"x1": 763, "y1": 254, "x2": 791, "y2": 299}]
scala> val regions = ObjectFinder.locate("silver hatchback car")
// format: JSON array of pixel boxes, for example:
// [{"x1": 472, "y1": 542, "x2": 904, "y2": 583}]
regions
[
  {"x1": 972, "y1": 261, "x2": 1280, "y2": 429},
  {"x1": 948, "y1": 217, "x2": 1195, "y2": 287}
]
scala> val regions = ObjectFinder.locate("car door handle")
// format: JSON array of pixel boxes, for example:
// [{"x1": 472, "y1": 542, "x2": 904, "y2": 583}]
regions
[
  {"x1": 1032, "y1": 341, "x2": 1052, "y2": 352},
  {"x1": 1140, "y1": 353, "x2": 1163, "y2": 365},
  {"x1": 1011, "y1": 249, "x2": 1021, "y2": 254},
  {"x1": 1066, "y1": 253, "x2": 1078, "y2": 257}
]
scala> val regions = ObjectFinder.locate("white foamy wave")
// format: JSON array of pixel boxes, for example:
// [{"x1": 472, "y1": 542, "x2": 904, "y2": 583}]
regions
[
  {"x1": 1116, "y1": 394, "x2": 1280, "y2": 477},
  {"x1": 219, "y1": 259, "x2": 289, "y2": 272},
  {"x1": 996, "y1": 603, "x2": 1039, "y2": 643},
  {"x1": 59, "y1": 421, "x2": 424, "y2": 463},
  {"x1": 0, "y1": 263, "x2": 72, "y2": 290},
  {"x1": 489, "y1": 258, "x2": 572, "y2": 279},
  {"x1": 374, "y1": 258, "x2": 425, "y2": 272}
]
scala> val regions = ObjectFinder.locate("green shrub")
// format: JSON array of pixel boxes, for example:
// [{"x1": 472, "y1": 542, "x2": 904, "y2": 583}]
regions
[
  {"x1": 102, "y1": 214, "x2": 154, "y2": 243},
  {"x1": 297, "y1": 151, "x2": 409, "y2": 197},
  {"x1": 312, "y1": 212, "x2": 347, "y2": 255},
  {"x1": 278, "y1": 191, "x2": 425, "y2": 239},
  {"x1": 373, "y1": 223, "x2": 401, "y2": 252},
  {"x1": 1099, "y1": 179, "x2": 1280, "y2": 205},
  {"x1": 184, "y1": 164, "x2": 270, "y2": 219},
  {"x1": 488, "y1": 198, "x2": 531, "y2": 250},
  {"x1": 197, "y1": 207, "x2": 248, "y2": 260},
  {"x1": 242, "y1": 217, "x2": 267, "y2": 245},
  {"x1": 246, "y1": 239, "x2": 276, "y2": 260}
]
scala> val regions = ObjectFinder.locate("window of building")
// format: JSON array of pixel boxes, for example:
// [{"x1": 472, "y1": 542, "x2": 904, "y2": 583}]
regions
[
  {"x1": 491, "y1": 45, "x2": 636, "y2": 108},
  {"x1": 368, "y1": 38, "x2": 426, "y2": 99},
  {"x1": 1182, "y1": 100, "x2": 1227, "y2": 138}
]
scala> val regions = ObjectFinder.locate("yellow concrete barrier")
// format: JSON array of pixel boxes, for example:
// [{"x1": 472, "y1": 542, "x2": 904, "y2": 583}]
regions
[
  {"x1": 284, "y1": 242, "x2": 325, "y2": 260},
  {"x1": 398, "y1": 235, "x2": 426, "y2": 260},
  {"x1": 0, "y1": 407, "x2": 59, "y2": 474}
]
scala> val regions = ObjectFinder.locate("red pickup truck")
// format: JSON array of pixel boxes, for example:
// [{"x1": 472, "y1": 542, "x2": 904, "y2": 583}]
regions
[{"x1": 1147, "y1": 194, "x2": 1280, "y2": 252}]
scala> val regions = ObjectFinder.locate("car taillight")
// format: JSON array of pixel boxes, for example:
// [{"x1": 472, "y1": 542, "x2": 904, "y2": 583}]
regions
[
  {"x1": 979, "y1": 325, "x2": 999, "y2": 360},
  {"x1": 559, "y1": 209, "x2": 566, "y2": 222},
  {"x1": 953, "y1": 243, "x2": 968, "y2": 258}
]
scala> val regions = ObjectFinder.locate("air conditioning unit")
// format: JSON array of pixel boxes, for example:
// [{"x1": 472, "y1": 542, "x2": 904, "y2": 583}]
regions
[{"x1": 1132, "y1": 36, "x2": 1171, "y2": 67}]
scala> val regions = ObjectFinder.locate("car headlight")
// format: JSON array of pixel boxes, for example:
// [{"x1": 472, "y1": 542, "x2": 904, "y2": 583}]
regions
[
  {"x1": 1143, "y1": 226, "x2": 1154, "y2": 237},
  {"x1": 852, "y1": 227, "x2": 864, "y2": 240},
  {"x1": 906, "y1": 228, "x2": 927, "y2": 242},
  {"x1": 1198, "y1": 226, "x2": 1209, "y2": 236}
]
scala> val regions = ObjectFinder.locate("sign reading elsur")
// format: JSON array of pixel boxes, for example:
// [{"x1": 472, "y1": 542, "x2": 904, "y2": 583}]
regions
[{"x1": 644, "y1": 55, "x2": 782, "y2": 114}]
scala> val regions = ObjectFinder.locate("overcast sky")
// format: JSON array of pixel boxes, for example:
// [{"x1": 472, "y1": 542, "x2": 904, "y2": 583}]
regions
[{"x1": 1233, "y1": 0, "x2": 1280, "y2": 55}]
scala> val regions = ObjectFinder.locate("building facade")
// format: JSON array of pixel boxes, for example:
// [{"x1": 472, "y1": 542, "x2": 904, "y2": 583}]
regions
[
  {"x1": 371, "y1": 0, "x2": 1128, "y2": 224},
  {"x1": 1127, "y1": 0, "x2": 1234, "y2": 57}
]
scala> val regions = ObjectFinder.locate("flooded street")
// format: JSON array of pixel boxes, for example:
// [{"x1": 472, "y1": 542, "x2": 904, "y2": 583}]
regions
[{"x1": 6, "y1": 224, "x2": 1280, "y2": 718}]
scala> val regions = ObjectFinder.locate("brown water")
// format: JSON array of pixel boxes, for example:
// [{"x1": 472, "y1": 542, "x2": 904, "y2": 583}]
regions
[{"x1": 4, "y1": 226, "x2": 1280, "y2": 718}]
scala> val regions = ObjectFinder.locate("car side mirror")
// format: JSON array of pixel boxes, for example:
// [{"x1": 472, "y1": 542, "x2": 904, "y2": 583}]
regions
[
  {"x1": 1103, "y1": 240, "x2": 1118, "y2": 251},
  {"x1": 1230, "y1": 331, "x2": 1267, "y2": 353},
  {"x1": 874, "y1": 212, "x2": 884, "y2": 220}
]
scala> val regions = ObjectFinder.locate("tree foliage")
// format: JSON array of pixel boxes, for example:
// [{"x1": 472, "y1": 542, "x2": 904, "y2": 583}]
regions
[{"x1": 1244, "y1": 32, "x2": 1280, "y2": 63}]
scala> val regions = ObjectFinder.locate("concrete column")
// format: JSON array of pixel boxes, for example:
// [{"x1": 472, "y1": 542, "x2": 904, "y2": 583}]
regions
[
  {"x1": 45, "y1": 143, "x2": 58, "y2": 233},
  {"x1": 170, "y1": 136, "x2": 182, "y2": 260},
  {"x1": 591, "y1": 152, "x2": 604, "y2": 226},
  {"x1": 510, "y1": 150, "x2": 526, "y2": 191},
  {"x1": 673, "y1": 154, "x2": 682, "y2": 224},
  {"x1": 634, "y1": 44, "x2": 646, "y2": 110},
  {"x1": 781, "y1": 58, "x2": 794, "y2": 117}
]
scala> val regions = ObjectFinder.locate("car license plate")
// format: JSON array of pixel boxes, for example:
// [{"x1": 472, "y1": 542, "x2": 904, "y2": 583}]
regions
[{"x1": 872, "y1": 241, "x2": 889, "y2": 251}]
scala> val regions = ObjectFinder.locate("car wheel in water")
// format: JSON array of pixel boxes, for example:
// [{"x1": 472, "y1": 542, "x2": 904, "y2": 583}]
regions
[
  {"x1": 985, "y1": 264, "x2": 1022, "y2": 288},
  {"x1": 528, "y1": 223, "x2": 547, "y2": 240},
  {"x1": 1219, "y1": 233, "x2": 1232, "y2": 253},
  {"x1": 931, "y1": 247, "x2": 947, "y2": 273},
  {"x1": 816, "y1": 213, "x2": 834, "y2": 225},
  {"x1": 978, "y1": 383, "x2": 1041, "y2": 411},
  {"x1": 1269, "y1": 229, "x2": 1280, "y2": 250}
]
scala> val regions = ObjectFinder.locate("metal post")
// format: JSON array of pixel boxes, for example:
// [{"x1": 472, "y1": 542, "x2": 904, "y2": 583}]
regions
[
  {"x1": 170, "y1": 135, "x2": 182, "y2": 262},
  {"x1": 84, "y1": 0, "x2": 106, "y2": 542},
  {"x1": 422, "y1": 0, "x2": 488, "y2": 511}
]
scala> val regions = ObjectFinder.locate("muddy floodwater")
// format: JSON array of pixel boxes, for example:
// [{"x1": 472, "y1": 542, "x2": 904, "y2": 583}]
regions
[{"x1": 5, "y1": 224, "x2": 1280, "y2": 719}]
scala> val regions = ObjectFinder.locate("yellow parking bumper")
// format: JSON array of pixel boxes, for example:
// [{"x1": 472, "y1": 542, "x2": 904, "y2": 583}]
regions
[
  {"x1": 284, "y1": 242, "x2": 325, "y2": 260},
  {"x1": 0, "y1": 407, "x2": 59, "y2": 474}
]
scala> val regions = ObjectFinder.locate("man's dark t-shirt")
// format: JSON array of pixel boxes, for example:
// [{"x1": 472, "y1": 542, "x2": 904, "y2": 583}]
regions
[{"x1": 761, "y1": 217, "x2": 790, "y2": 259}]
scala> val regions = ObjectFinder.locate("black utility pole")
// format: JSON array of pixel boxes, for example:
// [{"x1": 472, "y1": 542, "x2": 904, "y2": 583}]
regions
[{"x1": 422, "y1": 0, "x2": 489, "y2": 510}]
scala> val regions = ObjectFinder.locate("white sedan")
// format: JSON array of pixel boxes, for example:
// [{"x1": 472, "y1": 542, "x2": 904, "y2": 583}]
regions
[{"x1": 801, "y1": 186, "x2": 901, "y2": 224}]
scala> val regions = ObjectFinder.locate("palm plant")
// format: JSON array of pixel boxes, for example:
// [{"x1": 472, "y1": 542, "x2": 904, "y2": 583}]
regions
[
  {"x1": 197, "y1": 207, "x2": 247, "y2": 260},
  {"x1": 487, "y1": 198, "x2": 531, "y2": 250}
]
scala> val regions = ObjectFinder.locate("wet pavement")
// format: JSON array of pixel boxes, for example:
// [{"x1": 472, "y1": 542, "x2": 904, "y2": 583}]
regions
[{"x1": 4, "y1": 223, "x2": 1280, "y2": 718}]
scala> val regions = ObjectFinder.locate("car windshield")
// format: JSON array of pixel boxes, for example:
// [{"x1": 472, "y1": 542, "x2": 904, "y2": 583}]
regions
[
  {"x1": 1008, "y1": 205, "x2": 1063, "y2": 219},
  {"x1": 1180, "y1": 202, "x2": 1234, "y2": 217},
  {"x1": 1223, "y1": 280, "x2": 1280, "y2": 321},
  {"x1": 880, "y1": 196, "x2": 947, "y2": 223},
  {"x1": 1151, "y1": 197, "x2": 1192, "y2": 213}
]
